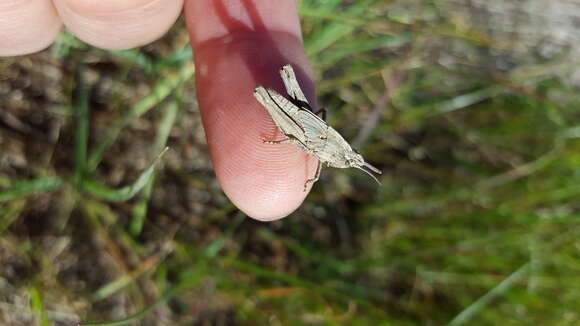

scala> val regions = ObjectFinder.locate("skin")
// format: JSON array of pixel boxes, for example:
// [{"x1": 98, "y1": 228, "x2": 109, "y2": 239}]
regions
[{"x1": 0, "y1": 0, "x2": 318, "y2": 221}]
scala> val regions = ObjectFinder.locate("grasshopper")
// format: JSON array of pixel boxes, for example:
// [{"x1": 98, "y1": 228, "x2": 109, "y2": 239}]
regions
[{"x1": 253, "y1": 64, "x2": 382, "y2": 190}]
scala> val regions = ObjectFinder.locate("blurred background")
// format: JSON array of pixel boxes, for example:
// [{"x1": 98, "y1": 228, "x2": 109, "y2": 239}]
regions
[{"x1": 2, "y1": 0, "x2": 580, "y2": 325}]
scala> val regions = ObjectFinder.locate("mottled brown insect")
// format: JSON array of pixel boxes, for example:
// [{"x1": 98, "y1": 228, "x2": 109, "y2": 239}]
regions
[{"x1": 253, "y1": 64, "x2": 382, "y2": 190}]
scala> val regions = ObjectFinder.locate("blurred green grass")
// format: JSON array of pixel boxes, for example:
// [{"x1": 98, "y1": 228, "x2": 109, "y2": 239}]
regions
[{"x1": 2, "y1": 0, "x2": 580, "y2": 325}]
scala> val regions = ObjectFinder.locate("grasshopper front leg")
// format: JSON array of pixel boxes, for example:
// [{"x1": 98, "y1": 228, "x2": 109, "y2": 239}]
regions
[
  {"x1": 303, "y1": 160, "x2": 322, "y2": 191},
  {"x1": 263, "y1": 135, "x2": 311, "y2": 152},
  {"x1": 263, "y1": 136, "x2": 320, "y2": 191},
  {"x1": 263, "y1": 137, "x2": 296, "y2": 145}
]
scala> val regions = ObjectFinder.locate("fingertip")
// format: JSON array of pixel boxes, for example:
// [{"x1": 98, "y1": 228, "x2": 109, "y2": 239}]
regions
[
  {"x1": 217, "y1": 145, "x2": 317, "y2": 221},
  {"x1": 0, "y1": 0, "x2": 61, "y2": 56},
  {"x1": 53, "y1": 0, "x2": 183, "y2": 50},
  {"x1": 185, "y1": 0, "x2": 318, "y2": 220},
  {"x1": 195, "y1": 49, "x2": 318, "y2": 220}
]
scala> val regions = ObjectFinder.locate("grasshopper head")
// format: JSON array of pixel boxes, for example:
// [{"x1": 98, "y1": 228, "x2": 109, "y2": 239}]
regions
[{"x1": 346, "y1": 151, "x2": 382, "y2": 185}]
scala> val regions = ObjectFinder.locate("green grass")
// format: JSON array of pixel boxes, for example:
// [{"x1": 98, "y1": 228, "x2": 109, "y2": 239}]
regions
[{"x1": 2, "y1": 1, "x2": 580, "y2": 325}]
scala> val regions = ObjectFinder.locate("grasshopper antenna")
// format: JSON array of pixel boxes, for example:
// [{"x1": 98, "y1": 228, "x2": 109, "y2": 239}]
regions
[
  {"x1": 363, "y1": 162, "x2": 382, "y2": 175},
  {"x1": 356, "y1": 164, "x2": 382, "y2": 185}
]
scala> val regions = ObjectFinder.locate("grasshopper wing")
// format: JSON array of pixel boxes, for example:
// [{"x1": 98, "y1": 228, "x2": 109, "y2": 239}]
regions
[
  {"x1": 253, "y1": 86, "x2": 307, "y2": 143},
  {"x1": 292, "y1": 109, "x2": 329, "y2": 153},
  {"x1": 280, "y1": 64, "x2": 309, "y2": 104}
]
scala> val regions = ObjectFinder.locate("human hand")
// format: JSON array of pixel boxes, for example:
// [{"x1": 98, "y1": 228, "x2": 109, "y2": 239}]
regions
[{"x1": 0, "y1": 0, "x2": 318, "y2": 221}]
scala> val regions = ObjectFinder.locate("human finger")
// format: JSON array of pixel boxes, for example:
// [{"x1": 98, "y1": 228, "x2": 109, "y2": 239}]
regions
[
  {"x1": 0, "y1": 0, "x2": 62, "y2": 56},
  {"x1": 52, "y1": 0, "x2": 183, "y2": 50},
  {"x1": 184, "y1": 0, "x2": 318, "y2": 221}
]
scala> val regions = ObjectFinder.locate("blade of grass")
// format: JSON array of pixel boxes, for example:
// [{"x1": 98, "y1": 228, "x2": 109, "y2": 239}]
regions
[
  {"x1": 54, "y1": 32, "x2": 154, "y2": 73},
  {"x1": 29, "y1": 287, "x2": 50, "y2": 326},
  {"x1": 80, "y1": 262, "x2": 207, "y2": 326},
  {"x1": 225, "y1": 258, "x2": 381, "y2": 310},
  {"x1": 304, "y1": 0, "x2": 375, "y2": 56},
  {"x1": 87, "y1": 63, "x2": 194, "y2": 172},
  {"x1": 353, "y1": 68, "x2": 404, "y2": 147},
  {"x1": 155, "y1": 46, "x2": 193, "y2": 69},
  {"x1": 476, "y1": 139, "x2": 565, "y2": 191},
  {"x1": 0, "y1": 199, "x2": 25, "y2": 233},
  {"x1": 109, "y1": 49, "x2": 154, "y2": 74},
  {"x1": 257, "y1": 228, "x2": 355, "y2": 274},
  {"x1": 202, "y1": 212, "x2": 246, "y2": 259},
  {"x1": 0, "y1": 177, "x2": 64, "y2": 201},
  {"x1": 299, "y1": 7, "x2": 367, "y2": 25},
  {"x1": 93, "y1": 248, "x2": 170, "y2": 300},
  {"x1": 447, "y1": 263, "x2": 530, "y2": 326},
  {"x1": 317, "y1": 34, "x2": 413, "y2": 69},
  {"x1": 82, "y1": 148, "x2": 168, "y2": 202},
  {"x1": 130, "y1": 97, "x2": 180, "y2": 236},
  {"x1": 53, "y1": 31, "x2": 86, "y2": 58},
  {"x1": 317, "y1": 60, "x2": 394, "y2": 93},
  {"x1": 73, "y1": 68, "x2": 90, "y2": 187},
  {"x1": 398, "y1": 86, "x2": 506, "y2": 124},
  {"x1": 300, "y1": 0, "x2": 343, "y2": 11},
  {"x1": 430, "y1": 86, "x2": 506, "y2": 116},
  {"x1": 84, "y1": 215, "x2": 242, "y2": 326}
]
